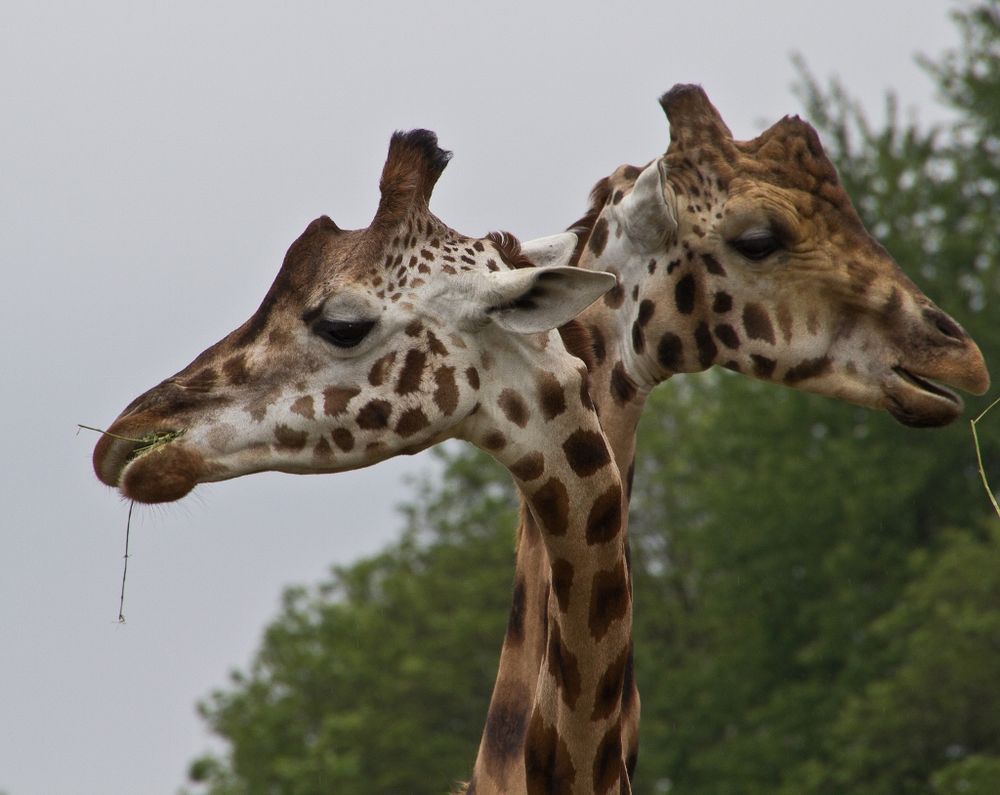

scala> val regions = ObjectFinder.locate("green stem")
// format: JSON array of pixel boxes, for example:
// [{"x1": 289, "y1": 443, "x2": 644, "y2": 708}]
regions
[
  {"x1": 77, "y1": 424, "x2": 146, "y2": 444},
  {"x1": 971, "y1": 395, "x2": 1000, "y2": 521}
]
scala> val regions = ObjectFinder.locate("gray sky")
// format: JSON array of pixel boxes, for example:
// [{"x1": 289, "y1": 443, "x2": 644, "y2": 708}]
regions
[{"x1": 0, "y1": 2, "x2": 963, "y2": 792}]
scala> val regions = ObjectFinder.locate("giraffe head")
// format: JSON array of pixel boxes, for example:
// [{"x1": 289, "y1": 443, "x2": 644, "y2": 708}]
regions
[
  {"x1": 93, "y1": 130, "x2": 615, "y2": 503},
  {"x1": 571, "y1": 84, "x2": 989, "y2": 427}
]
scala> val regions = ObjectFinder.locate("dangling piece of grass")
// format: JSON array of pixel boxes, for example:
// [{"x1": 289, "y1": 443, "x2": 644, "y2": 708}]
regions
[
  {"x1": 78, "y1": 424, "x2": 184, "y2": 623},
  {"x1": 118, "y1": 501, "x2": 135, "y2": 624},
  {"x1": 77, "y1": 424, "x2": 184, "y2": 461},
  {"x1": 970, "y1": 395, "x2": 1000, "y2": 521}
]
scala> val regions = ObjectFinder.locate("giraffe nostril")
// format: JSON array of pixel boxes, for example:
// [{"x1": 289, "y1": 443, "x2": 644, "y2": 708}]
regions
[{"x1": 923, "y1": 308, "x2": 965, "y2": 342}]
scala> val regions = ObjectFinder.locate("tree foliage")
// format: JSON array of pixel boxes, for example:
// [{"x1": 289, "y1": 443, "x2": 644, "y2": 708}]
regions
[{"x1": 187, "y1": 5, "x2": 1000, "y2": 793}]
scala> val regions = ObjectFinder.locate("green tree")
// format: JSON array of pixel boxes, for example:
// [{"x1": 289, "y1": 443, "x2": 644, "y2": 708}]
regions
[{"x1": 188, "y1": 5, "x2": 1000, "y2": 792}]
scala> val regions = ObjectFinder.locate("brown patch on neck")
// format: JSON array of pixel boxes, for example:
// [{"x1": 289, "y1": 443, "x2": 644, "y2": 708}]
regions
[
  {"x1": 557, "y1": 320, "x2": 597, "y2": 371},
  {"x1": 565, "y1": 176, "x2": 614, "y2": 267}
]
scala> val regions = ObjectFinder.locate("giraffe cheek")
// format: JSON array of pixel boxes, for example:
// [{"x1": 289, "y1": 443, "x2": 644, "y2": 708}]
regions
[{"x1": 120, "y1": 445, "x2": 206, "y2": 504}]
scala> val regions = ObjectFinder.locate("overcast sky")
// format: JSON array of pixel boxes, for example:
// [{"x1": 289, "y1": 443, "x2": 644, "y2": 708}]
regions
[{"x1": 0, "y1": 2, "x2": 966, "y2": 793}]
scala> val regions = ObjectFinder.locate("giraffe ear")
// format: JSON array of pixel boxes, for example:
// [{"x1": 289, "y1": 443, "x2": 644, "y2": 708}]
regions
[
  {"x1": 485, "y1": 267, "x2": 617, "y2": 335},
  {"x1": 616, "y1": 158, "x2": 677, "y2": 247},
  {"x1": 518, "y1": 232, "x2": 578, "y2": 269}
]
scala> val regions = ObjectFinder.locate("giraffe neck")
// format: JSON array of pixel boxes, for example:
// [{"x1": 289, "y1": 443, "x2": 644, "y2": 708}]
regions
[
  {"x1": 469, "y1": 364, "x2": 644, "y2": 794},
  {"x1": 465, "y1": 363, "x2": 632, "y2": 794}
]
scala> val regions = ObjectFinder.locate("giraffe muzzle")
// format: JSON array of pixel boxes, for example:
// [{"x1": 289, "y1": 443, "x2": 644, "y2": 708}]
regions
[{"x1": 93, "y1": 420, "x2": 204, "y2": 503}]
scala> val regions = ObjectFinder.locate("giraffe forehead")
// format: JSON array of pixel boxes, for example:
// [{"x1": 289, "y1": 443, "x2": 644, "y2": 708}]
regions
[{"x1": 737, "y1": 117, "x2": 844, "y2": 198}]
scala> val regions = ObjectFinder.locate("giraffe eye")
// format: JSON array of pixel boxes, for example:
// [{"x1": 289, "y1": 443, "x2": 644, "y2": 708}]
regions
[
  {"x1": 313, "y1": 319, "x2": 376, "y2": 348},
  {"x1": 730, "y1": 230, "x2": 781, "y2": 261}
]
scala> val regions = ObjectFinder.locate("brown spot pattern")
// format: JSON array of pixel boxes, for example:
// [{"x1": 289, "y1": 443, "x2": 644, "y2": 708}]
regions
[
  {"x1": 546, "y1": 623, "x2": 582, "y2": 710},
  {"x1": 550, "y1": 558, "x2": 574, "y2": 613},
  {"x1": 603, "y1": 280, "x2": 625, "y2": 309},
  {"x1": 776, "y1": 303, "x2": 794, "y2": 343},
  {"x1": 395, "y1": 349, "x2": 426, "y2": 394},
  {"x1": 511, "y1": 452, "x2": 544, "y2": 482},
  {"x1": 562, "y1": 429, "x2": 611, "y2": 477},
  {"x1": 657, "y1": 332, "x2": 684, "y2": 371},
  {"x1": 332, "y1": 427, "x2": 354, "y2": 452},
  {"x1": 712, "y1": 291, "x2": 733, "y2": 314},
  {"x1": 586, "y1": 483, "x2": 623, "y2": 545},
  {"x1": 368, "y1": 351, "x2": 397, "y2": 387},
  {"x1": 324, "y1": 386, "x2": 359, "y2": 417},
  {"x1": 530, "y1": 477, "x2": 570, "y2": 536},
  {"x1": 751, "y1": 354, "x2": 777, "y2": 378},
  {"x1": 356, "y1": 399, "x2": 392, "y2": 429},
  {"x1": 675, "y1": 273, "x2": 696, "y2": 314},
  {"x1": 593, "y1": 727, "x2": 624, "y2": 795},
  {"x1": 483, "y1": 430, "x2": 507, "y2": 451},
  {"x1": 273, "y1": 424, "x2": 308, "y2": 451},
  {"x1": 434, "y1": 366, "x2": 458, "y2": 415},
  {"x1": 589, "y1": 563, "x2": 629, "y2": 640},
  {"x1": 695, "y1": 322, "x2": 718, "y2": 368},
  {"x1": 714, "y1": 323, "x2": 740, "y2": 349},
  {"x1": 536, "y1": 372, "x2": 566, "y2": 421},
  {"x1": 313, "y1": 436, "x2": 332, "y2": 459},
  {"x1": 591, "y1": 647, "x2": 629, "y2": 721},
  {"x1": 610, "y1": 361, "x2": 637, "y2": 406},
  {"x1": 426, "y1": 330, "x2": 449, "y2": 356},
  {"x1": 498, "y1": 389, "x2": 530, "y2": 428},
  {"x1": 524, "y1": 712, "x2": 576, "y2": 795},
  {"x1": 290, "y1": 395, "x2": 315, "y2": 419},
  {"x1": 702, "y1": 252, "x2": 727, "y2": 275},
  {"x1": 506, "y1": 577, "x2": 526, "y2": 645},
  {"x1": 481, "y1": 681, "x2": 531, "y2": 782},
  {"x1": 588, "y1": 216, "x2": 609, "y2": 257},
  {"x1": 784, "y1": 355, "x2": 832, "y2": 384},
  {"x1": 223, "y1": 353, "x2": 251, "y2": 385},
  {"x1": 395, "y1": 407, "x2": 430, "y2": 437},
  {"x1": 743, "y1": 303, "x2": 776, "y2": 344}
]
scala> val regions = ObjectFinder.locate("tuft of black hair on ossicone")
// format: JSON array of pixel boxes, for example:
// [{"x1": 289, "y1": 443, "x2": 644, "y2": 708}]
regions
[
  {"x1": 374, "y1": 129, "x2": 454, "y2": 224},
  {"x1": 391, "y1": 128, "x2": 453, "y2": 176}
]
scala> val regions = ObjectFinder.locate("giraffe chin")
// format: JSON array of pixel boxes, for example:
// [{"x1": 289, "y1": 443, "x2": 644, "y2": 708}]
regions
[{"x1": 118, "y1": 444, "x2": 206, "y2": 504}]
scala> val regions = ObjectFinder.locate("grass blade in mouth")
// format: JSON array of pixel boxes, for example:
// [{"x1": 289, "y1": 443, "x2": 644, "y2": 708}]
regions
[
  {"x1": 78, "y1": 424, "x2": 185, "y2": 461},
  {"x1": 125, "y1": 430, "x2": 185, "y2": 462}
]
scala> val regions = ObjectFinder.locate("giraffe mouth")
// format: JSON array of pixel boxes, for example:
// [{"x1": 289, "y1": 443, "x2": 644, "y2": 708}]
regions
[
  {"x1": 124, "y1": 429, "x2": 186, "y2": 463},
  {"x1": 892, "y1": 367, "x2": 960, "y2": 404},
  {"x1": 93, "y1": 425, "x2": 194, "y2": 496},
  {"x1": 886, "y1": 366, "x2": 962, "y2": 428}
]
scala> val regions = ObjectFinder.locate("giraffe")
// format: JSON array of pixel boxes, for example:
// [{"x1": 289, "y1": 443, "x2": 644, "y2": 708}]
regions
[
  {"x1": 470, "y1": 83, "x2": 990, "y2": 791},
  {"x1": 92, "y1": 130, "x2": 637, "y2": 794}
]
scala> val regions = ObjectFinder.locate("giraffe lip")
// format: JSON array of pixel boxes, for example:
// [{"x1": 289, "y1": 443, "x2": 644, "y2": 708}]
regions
[
  {"x1": 892, "y1": 367, "x2": 960, "y2": 404},
  {"x1": 886, "y1": 366, "x2": 963, "y2": 428}
]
